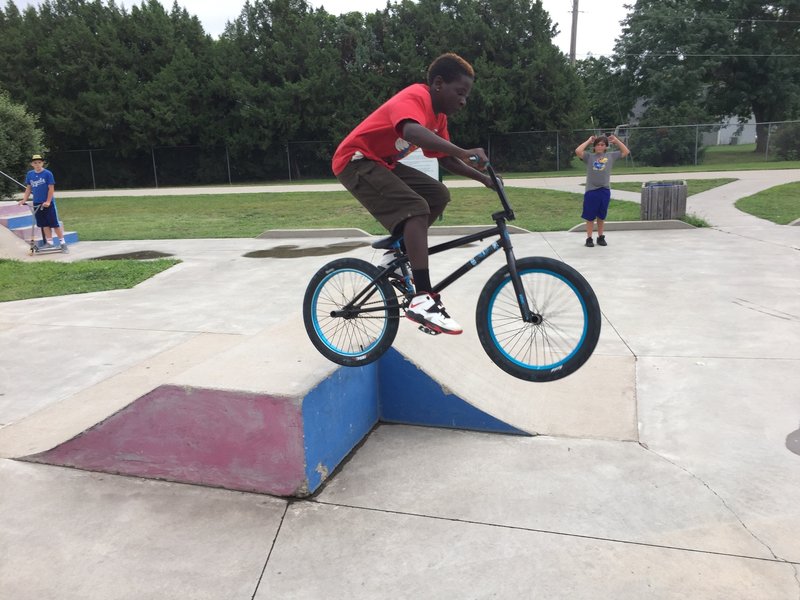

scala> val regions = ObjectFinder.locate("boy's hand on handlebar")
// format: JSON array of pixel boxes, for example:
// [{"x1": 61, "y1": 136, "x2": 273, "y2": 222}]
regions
[
  {"x1": 482, "y1": 172, "x2": 502, "y2": 190},
  {"x1": 464, "y1": 148, "x2": 489, "y2": 170}
]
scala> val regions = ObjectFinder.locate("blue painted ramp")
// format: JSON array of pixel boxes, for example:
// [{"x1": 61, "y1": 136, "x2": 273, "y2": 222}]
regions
[{"x1": 378, "y1": 348, "x2": 529, "y2": 436}]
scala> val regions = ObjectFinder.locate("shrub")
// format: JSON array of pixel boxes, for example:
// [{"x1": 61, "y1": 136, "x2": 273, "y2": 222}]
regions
[
  {"x1": 771, "y1": 122, "x2": 800, "y2": 161},
  {"x1": 0, "y1": 92, "x2": 47, "y2": 199}
]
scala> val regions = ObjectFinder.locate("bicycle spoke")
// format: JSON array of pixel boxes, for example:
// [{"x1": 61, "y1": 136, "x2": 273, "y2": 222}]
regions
[
  {"x1": 488, "y1": 270, "x2": 587, "y2": 369},
  {"x1": 312, "y1": 269, "x2": 392, "y2": 356}
]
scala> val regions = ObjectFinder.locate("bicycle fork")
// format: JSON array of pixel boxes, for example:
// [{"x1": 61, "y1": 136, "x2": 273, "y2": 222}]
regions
[{"x1": 501, "y1": 242, "x2": 538, "y2": 324}]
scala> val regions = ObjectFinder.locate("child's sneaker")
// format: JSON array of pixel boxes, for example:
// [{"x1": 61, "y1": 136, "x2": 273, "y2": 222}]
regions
[
  {"x1": 406, "y1": 293, "x2": 462, "y2": 335},
  {"x1": 60, "y1": 242, "x2": 69, "y2": 253},
  {"x1": 596, "y1": 235, "x2": 607, "y2": 246},
  {"x1": 585, "y1": 237, "x2": 594, "y2": 247}
]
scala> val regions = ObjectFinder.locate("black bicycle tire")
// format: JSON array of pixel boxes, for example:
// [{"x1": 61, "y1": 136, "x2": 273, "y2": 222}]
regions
[
  {"x1": 475, "y1": 256, "x2": 601, "y2": 382},
  {"x1": 303, "y1": 257, "x2": 400, "y2": 367}
]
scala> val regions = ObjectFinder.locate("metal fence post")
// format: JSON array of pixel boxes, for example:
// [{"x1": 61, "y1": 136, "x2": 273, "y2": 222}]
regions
[
  {"x1": 765, "y1": 122, "x2": 771, "y2": 161},
  {"x1": 556, "y1": 131, "x2": 560, "y2": 171},
  {"x1": 286, "y1": 144, "x2": 292, "y2": 182},
  {"x1": 694, "y1": 125, "x2": 699, "y2": 165},
  {"x1": 225, "y1": 145, "x2": 232, "y2": 185},
  {"x1": 89, "y1": 149, "x2": 97, "y2": 190},
  {"x1": 151, "y1": 147, "x2": 159, "y2": 188}
]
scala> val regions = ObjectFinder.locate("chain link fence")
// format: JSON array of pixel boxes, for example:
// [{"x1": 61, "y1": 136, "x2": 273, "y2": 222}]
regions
[
  {"x1": 39, "y1": 120, "x2": 800, "y2": 191},
  {"x1": 488, "y1": 120, "x2": 800, "y2": 173}
]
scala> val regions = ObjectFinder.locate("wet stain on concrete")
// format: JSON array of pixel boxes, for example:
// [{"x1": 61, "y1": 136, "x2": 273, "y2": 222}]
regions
[
  {"x1": 787, "y1": 425, "x2": 800, "y2": 456},
  {"x1": 244, "y1": 241, "x2": 369, "y2": 259},
  {"x1": 92, "y1": 251, "x2": 174, "y2": 260}
]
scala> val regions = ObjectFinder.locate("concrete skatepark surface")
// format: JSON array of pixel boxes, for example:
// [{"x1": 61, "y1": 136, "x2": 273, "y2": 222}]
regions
[{"x1": 1, "y1": 170, "x2": 799, "y2": 598}]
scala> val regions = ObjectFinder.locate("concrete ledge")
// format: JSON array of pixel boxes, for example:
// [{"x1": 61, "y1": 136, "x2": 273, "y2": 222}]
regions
[
  {"x1": 428, "y1": 225, "x2": 530, "y2": 235},
  {"x1": 258, "y1": 225, "x2": 530, "y2": 240},
  {"x1": 258, "y1": 228, "x2": 371, "y2": 239},
  {"x1": 568, "y1": 220, "x2": 696, "y2": 232},
  {"x1": 260, "y1": 222, "x2": 686, "y2": 239}
]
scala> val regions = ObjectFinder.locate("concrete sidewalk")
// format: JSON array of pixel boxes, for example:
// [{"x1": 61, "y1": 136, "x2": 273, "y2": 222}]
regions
[{"x1": 1, "y1": 171, "x2": 799, "y2": 598}]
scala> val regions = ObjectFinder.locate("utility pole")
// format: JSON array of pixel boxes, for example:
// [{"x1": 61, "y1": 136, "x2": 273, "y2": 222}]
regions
[{"x1": 570, "y1": 0, "x2": 579, "y2": 66}]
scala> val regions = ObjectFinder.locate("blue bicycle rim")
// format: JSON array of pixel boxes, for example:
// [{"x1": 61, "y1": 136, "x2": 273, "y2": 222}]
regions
[
  {"x1": 312, "y1": 268, "x2": 388, "y2": 357},
  {"x1": 487, "y1": 268, "x2": 588, "y2": 371}
]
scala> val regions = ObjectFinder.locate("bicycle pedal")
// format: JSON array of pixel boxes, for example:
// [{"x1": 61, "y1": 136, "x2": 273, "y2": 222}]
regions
[{"x1": 417, "y1": 325, "x2": 441, "y2": 336}]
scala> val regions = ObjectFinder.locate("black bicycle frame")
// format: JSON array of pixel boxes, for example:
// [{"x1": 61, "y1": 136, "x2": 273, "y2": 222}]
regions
[
  {"x1": 334, "y1": 164, "x2": 535, "y2": 323},
  {"x1": 428, "y1": 220, "x2": 534, "y2": 323}
]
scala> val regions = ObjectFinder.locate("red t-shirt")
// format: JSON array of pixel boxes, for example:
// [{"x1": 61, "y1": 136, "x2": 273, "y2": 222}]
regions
[{"x1": 331, "y1": 83, "x2": 450, "y2": 175}]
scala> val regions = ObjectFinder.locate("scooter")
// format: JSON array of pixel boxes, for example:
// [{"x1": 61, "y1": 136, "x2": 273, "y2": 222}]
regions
[
  {"x1": 0, "y1": 168, "x2": 67, "y2": 256},
  {"x1": 27, "y1": 203, "x2": 68, "y2": 255}
]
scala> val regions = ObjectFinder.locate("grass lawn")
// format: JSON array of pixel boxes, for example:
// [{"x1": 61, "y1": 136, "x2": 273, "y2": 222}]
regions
[
  {"x1": 735, "y1": 182, "x2": 800, "y2": 224},
  {"x1": 0, "y1": 258, "x2": 179, "y2": 302},
  {"x1": 57, "y1": 187, "x2": 643, "y2": 239},
  {"x1": 702, "y1": 143, "x2": 773, "y2": 165}
]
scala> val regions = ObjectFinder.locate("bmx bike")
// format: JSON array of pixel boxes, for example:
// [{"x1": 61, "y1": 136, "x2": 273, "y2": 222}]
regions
[{"x1": 302, "y1": 164, "x2": 601, "y2": 382}]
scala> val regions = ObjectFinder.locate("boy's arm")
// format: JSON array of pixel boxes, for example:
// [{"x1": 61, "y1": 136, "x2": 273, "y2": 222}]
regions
[
  {"x1": 438, "y1": 156, "x2": 493, "y2": 188},
  {"x1": 575, "y1": 136, "x2": 595, "y2": 160},
  {"x1": 608, "y1": 135, "x2": 630, "y2": 158},
  {"x1": 44, "y1": 184, "x2": 55, "y2": 206},
  {"x1": 18, "y1": 184, "x2": 31, "y2": 205},
  {"x1": 401, "y1": 121, "x2": 492, "y2": 187},
  {"x1": 401, "y1": 121, "x2": 487, "y2": 163}
]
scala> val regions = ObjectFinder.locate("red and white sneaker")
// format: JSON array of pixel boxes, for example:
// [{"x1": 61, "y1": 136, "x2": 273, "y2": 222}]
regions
[{"x1": 405, "y1": 293, "x2": 463, "y2": 335}]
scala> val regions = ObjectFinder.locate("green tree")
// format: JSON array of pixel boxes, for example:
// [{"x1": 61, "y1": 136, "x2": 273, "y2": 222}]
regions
[
  {"x1": 359, "y1": 0, "x2": 587, "y2": 170},
  {"x1": 1, "y1": 0, "x2": 591, "y2": 183},
  {"x1": 0, "y1": 91, "x2": 46, "y2": 199},
  {"x1": 616, "y1": 0, "x2": 800, "y2": 154},
  {"x1": 575, "y1": 56, "x2": 631, "y2": 131},
  {"x1": 631, "y1": 103, "x2": 708, "y2": 166}
]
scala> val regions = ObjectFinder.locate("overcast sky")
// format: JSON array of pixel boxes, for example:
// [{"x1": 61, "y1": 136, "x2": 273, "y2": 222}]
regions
[{"x1": 14, "y1": 0, "x2": 629, "y2": 58}]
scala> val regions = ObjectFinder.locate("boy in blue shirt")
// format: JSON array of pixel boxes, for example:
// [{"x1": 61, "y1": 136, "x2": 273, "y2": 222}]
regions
[{"x1": 18, "y1": 154, "x2": 68, "y2": 252}]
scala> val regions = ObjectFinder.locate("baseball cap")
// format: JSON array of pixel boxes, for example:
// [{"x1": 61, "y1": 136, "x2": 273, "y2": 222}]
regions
[{"x1": 31, "y1": 154, "x2": 44, "y2": 161}]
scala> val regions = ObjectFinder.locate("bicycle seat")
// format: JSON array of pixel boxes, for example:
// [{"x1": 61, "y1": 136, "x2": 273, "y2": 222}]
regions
[{"x1": 371, "y1": 233, "x2": 404, "y2": 250}]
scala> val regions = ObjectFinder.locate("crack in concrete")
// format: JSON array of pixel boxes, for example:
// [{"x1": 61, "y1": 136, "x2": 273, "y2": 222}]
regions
[
  {"x1": 733, "y1": 298, "x2": 800, "y2": 321},
  {"x1": 311, "y1": 497, "x2": 800, "y2": 567},
  {"x1": 640, "y1": 445, "x2": 800, "y2": 596}
]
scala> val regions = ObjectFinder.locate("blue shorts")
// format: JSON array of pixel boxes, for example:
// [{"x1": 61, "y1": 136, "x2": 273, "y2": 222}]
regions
[
  {"x1": 582, "y1": 187, "x2": 611, "y2": 221},
  {"x1": 34, "y1": 202, "x2": 61, "y2": 228}
]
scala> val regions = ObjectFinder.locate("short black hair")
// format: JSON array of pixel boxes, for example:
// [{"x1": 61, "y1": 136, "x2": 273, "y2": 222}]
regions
[{"x1": 427, "y1": 53, "x2": 474, "y2": 85}]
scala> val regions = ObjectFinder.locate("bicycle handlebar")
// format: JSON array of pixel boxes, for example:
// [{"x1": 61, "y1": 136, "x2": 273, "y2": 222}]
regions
[{"x1": 469, "y1": 157, "x2": 515, "y2": 222}]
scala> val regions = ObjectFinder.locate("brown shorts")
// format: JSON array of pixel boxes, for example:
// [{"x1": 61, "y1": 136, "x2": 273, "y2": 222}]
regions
[{"x1": 336, "y1": 160, "x2": 450, "y2": 234}]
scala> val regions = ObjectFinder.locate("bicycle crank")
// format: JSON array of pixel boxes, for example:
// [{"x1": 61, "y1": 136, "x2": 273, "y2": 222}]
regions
[{"x1": 417, "y1": 325, "x2": 441, "y2": 336}]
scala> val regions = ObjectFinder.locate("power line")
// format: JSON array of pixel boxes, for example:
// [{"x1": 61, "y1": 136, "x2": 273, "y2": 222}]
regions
[
  {"x1": 632, "y1": 53, "x2": 800, "y2": 57},
  {"x1": 577, "y1": 52, "x2": 800, "y2": 58},
  {"x1": 636, "y1": 16, "x2": 800, "y2": 24}
]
